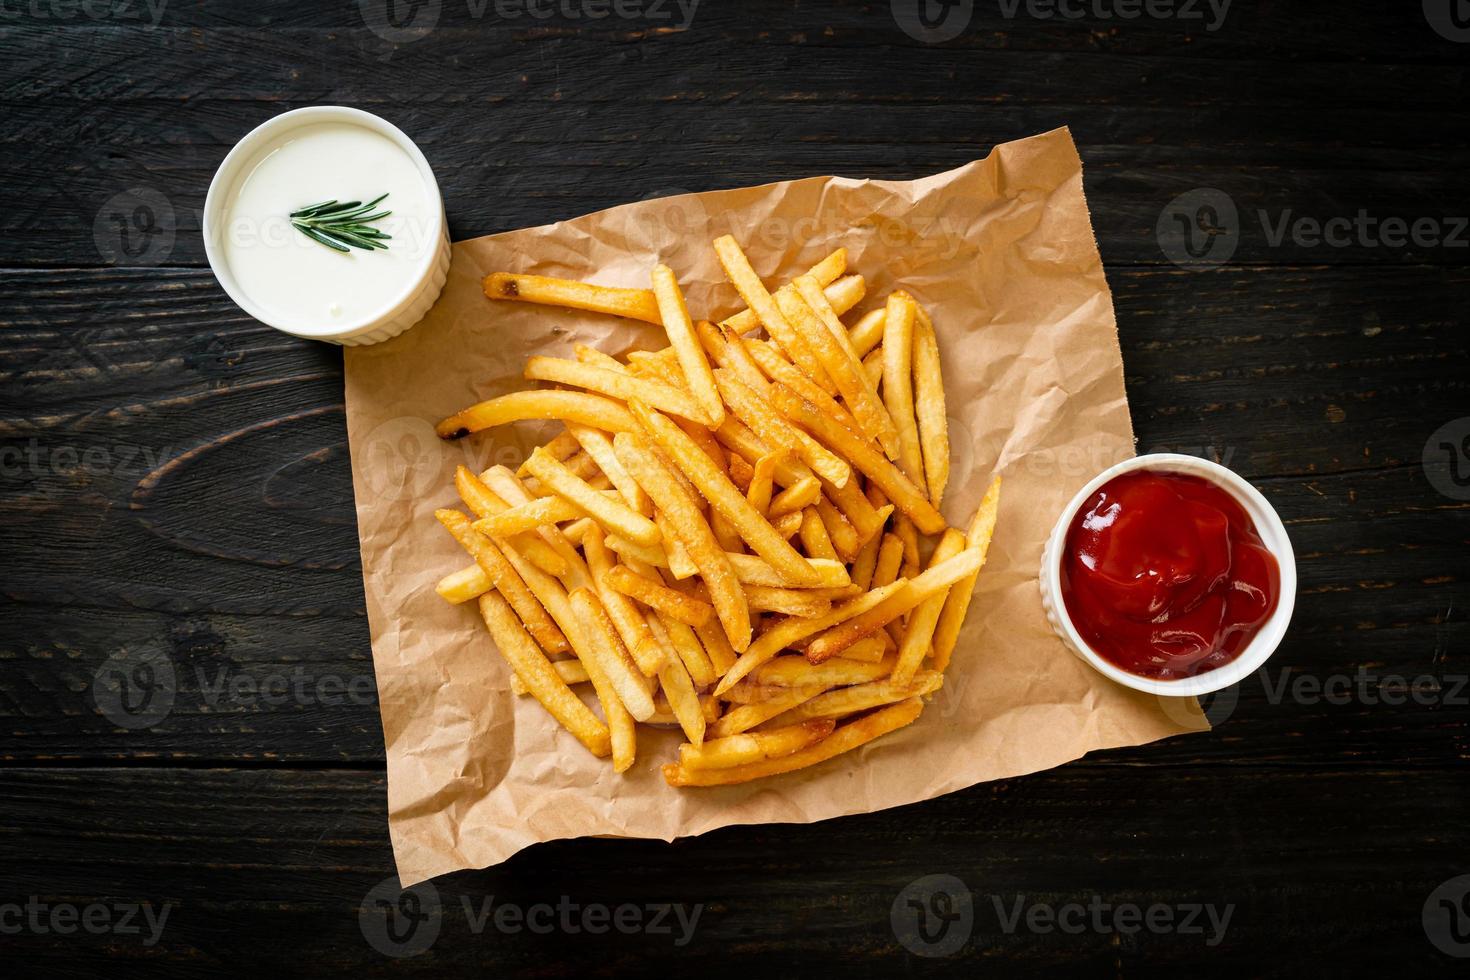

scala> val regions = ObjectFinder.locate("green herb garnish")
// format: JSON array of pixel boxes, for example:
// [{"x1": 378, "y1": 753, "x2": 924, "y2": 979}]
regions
[{"x1": 290, "y1": 194, "x2": 392, "y2": 253}]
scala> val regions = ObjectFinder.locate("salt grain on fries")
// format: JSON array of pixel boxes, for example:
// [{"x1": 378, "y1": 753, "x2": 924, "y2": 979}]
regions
[{"x1": 438, "y1": 234, "x2": 1002, "y2": 786}]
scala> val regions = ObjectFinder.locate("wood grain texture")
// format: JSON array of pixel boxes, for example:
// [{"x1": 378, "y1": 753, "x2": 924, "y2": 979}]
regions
[
  {"x1": 0, "y1": 765, "x2": 1465, "y2": 976},
  {"x1": 0, "y1": 0, "x2": 1467, "y2": 974}
]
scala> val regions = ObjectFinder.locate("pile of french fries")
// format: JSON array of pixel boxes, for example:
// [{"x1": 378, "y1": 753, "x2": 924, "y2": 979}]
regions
[{"x1": 432, "y1": 234, "x2": 1001, "y2": 787}]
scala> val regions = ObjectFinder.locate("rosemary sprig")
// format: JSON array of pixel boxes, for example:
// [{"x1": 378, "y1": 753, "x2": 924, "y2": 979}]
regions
[{"x1": 290, "y1": 193, "x2": 393, "y2": 253}]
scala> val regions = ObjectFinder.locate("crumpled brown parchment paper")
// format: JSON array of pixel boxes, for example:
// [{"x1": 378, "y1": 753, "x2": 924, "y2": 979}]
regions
[{"x1": 344, "y1": 127, "x2": 1208, "y2": 886}]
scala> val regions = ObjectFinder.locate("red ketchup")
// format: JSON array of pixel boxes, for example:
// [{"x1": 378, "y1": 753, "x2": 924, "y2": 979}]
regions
[{"x1": 1060, "y1": 471, "x2": 1280, "y2": 680}]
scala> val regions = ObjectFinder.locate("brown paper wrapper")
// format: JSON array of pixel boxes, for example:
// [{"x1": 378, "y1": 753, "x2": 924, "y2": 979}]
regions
[{"x1": 344, "y1": 127, "x2": 1208, "y2": 886}]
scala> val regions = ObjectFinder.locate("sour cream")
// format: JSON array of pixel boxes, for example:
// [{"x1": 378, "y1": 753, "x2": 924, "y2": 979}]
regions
[{"x1": 205, "y1": 107, "x2": 449, "y2": 346}]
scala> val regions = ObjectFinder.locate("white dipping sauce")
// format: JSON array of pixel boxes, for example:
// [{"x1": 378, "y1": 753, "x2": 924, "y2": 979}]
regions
[{"x1": 221, "y1": 123, "x2": 432, "y2": 331}]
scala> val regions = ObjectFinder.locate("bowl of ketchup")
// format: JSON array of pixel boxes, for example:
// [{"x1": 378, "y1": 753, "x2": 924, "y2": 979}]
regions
[{"x1": 1040, "y1": 454, "x2": 1296, "y2": 697}]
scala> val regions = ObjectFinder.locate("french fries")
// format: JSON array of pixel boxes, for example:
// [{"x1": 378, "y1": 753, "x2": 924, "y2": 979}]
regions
[
  {"x1": 432, "y1": 234, "x2": 1003, "y2": 786},
  {"x1": 882, "y1": 293, "x2": 926, "y2": 486},
  {"x1": 652, "y1": 264, "x2": 725, "y2": 428},
  {"x1": 484, "y1": 272, "x2": 662, "y2": 325},
  {"x1": 911, "y1": 303, "x2": 950, "y2": 506},
  {"x1": 437, "y1": 389, "x2": 636, "y2": 441},
  {"x1": 480, "y1": 592, "x2": 609, "y2": 758}
]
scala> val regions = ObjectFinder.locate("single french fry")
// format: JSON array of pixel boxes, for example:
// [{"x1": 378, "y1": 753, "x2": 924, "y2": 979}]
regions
[
  {"x1": 767, "y1": 672, "x2": 943, "y2": 727},
  {"x1": 933, "y1": 476, "x2": 1002, "y2": 673},
  {"x1": 769, "y1": 384, "x2": 946, "y2": 535},
  {"x1": 849, "y1": 529, "x2": 882, "y2": 593},
  {"x1": 455, "y1": 466, "x2": 572, "y2": 579},
  {"x1": 524, "y1": 446, "x2": 662, "y2": 547},
  {"x1": 657, "y1": 653, "x2": 706, "y2": 746},
  {"x1": 833, "y1": 633, "x2": 889, "y2": 664},
  {"x1": 479, "y1": 592, "x2": 609, "y2": 758},
  {"x1": 872, "y1": 533, "x2": 905, "y2": 590},
  {"x1": 663, "y1": 697, "x2": 923, "y2": 787},
  {"x1": 747, "y1": 451, "x2": 784, "y2": 516},
  {"x1": 518, "y1": 429, "x2": 579, "y2": 476},
  {"x1": 604, "y1": 564, "x2": 715, "y2": 627},
  {"x1": 574, "y1": 343, "x2": 632, "y2": 374},
  {"x1": 509, "y1": 656, "x2": 591, "y2": 695},
  {"x1": 799, "y1": 507, "x2": 840, "y2": 561},
  {"x1": 647, "y1": 609, "x2": 716, "y2": 691},
  {"x1": 570, "y1": 587, "x2": 656, "y2": 724},
  {"x1": 725, "y1": 553, "x2": 849, "y2": 588},
  {"x1": 814, "y1": 495, "x2": 860, "y2": 562},
  {"x1": 715, "y1": 580, "x2": 907, "y2": 695},
  {"x1": 787, "y1": 276, "x2": 902, "y2": 459},
  {"x1": 862, "y1": 347, "x2": 883, "y2": 388},
  {"x1": 613, "y1": 433, "x2": 753, "y2": 653},
  {"x1": 436, "y1": 509, "x2": 570, "y2": 655},
  {"x1": 768, "y1": 476, "x2": 822, "y2": 519},
  {"x1": 583, "y1": 526, "x2": 667, "y2": 676},
  {"x1": 678, "y1": 719, "x2": 835, "y2": 771},
  {"x1": 604, "y1": 534, "x2": 669, "y2": 568},
  {"x1": 524, "y1": 356, "x2": 713, "y2": 426},
  {"x1": 437, "y1": 563, "x2": 490, "y2": 604},
  {"x1": 881, "y1": 293, "x2": 926, "y2": 490},
  {"x1": 727, "y1": 453, "x2": 756, "y2": 491},
  {"x1": 708, "y1": 689, "x2": 823, "y2": 738},
  {"x1": 652, "y1": 510, "x2": 700, "y2": 579},
  {"x1": 566, "y1": 422, "x2": 652, "y2": 516},
  {"x1": 823, "y1": 476, "x2": 890, "y2": 547},
  {"x1": 523, "y1": 449, "x2": 601, "y2": 497},
  {"x1": 720, "y1": 248, "x2": 847, "y2": 335},
  {"x1": 709, "y1": 508, "x2": 745, "y2": 555},
  {"x1": 472, "y1": 494, "x2": 589, "y2": 537},
  {"x1": 691, "y1": 615, "x2": 738, "y2": 678},
  {"x1": 742, "y1": 585, "x2": 833, "y2": 619},
  {"x1": 561, "y1": 517, "x2": 597, "y2": 545},
  {"x1": 753, "y1": 653, "x2": 897, "y2": 688},
  {"x1": 484, "y1": 272, "x2": 662, "y2": 325},
  {"x1": 911, "y1": 310, "x2": 950, "y2": 506},
  {"x1": 805, "y1": 548, "x2": 983, "y2": 663},
  {"x1": 823, "y1": 274, "x2": 867, "y2": 320},
  {"x1": 713, "y1": 235, "x2": 837, "y2": 394},
  {"x1": 849, "y1": 307, "x2": 886, "y2": 359},
  {"x1": 772, "y1": 510, "x2": 803, "y2": 539},
  {"x1": 895, "y1": 515, "x2": 921, "y2": 581},
  {"x1": 652, "y1": 264, "x2": 725, "y2": 428},
  {"x1": 894, "y1": 528, "x2": 968, "y2": 684},
  {"x1": 438, "y1": 389, "x2": 636, "y2": 440},
  {"x1": 631, "y1": 402, "x2": 822, "y2": 587}
]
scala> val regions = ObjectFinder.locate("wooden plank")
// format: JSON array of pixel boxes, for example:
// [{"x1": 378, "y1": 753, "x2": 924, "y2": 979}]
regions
[
  {"x1": 0, "y1": 8, "x2": 1466, "y2": 267},
  {"x1": 0, "y1": 765, "x2": 1463, "y2": 971}
]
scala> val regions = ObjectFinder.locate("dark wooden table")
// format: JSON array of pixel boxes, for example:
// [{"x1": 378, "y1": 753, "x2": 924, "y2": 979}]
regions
[{"x1": 3, "y1": 2, "x2": 1468, "y2": 975}]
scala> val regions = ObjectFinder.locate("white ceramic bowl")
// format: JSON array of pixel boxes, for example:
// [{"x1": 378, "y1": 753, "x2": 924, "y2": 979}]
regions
[
  {"x1": 203, "y1": 106, "x2": 451, "y2": 346},
  {"x1": 1039, "y1": 453, "x2": 1296, "y2": 697}
]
